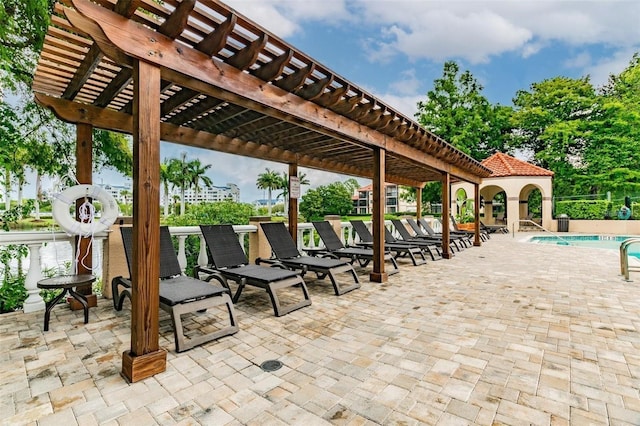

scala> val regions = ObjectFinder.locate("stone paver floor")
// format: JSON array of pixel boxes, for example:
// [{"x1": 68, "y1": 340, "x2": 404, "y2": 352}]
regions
[{"x1": 1, "y1": 233, "x2": 639, "y2": 425}]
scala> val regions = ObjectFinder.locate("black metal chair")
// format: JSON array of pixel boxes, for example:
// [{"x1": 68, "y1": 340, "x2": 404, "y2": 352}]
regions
[
  {"x1": 384, "y1": 220, "x2": 445, "y2": 260},
  {"x1": 417, "y1": 217, "x2": 472, "y2": 249},
  {"x1": 311, "y1": 221, "x2": 400, "y2": 274},
  {"x1": 258, "y1": 222, "x2": 360, "y2": 296},
  {"x1": 111, "y1": 226, "x2": 238, "y2": 352},
  {"x1": 196, "y1": 224, "x2": 311, "y2": 317},
  {"x1": 407, "y1": 218, "x2": 470, "y2": 249},
  {"x1": 349, "y1": 220, "x2": 427, "y2": 266}
]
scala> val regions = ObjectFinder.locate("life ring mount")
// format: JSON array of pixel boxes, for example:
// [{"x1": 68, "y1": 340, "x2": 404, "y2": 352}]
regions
[{"x1": 52, "y1": 184, "x2": 119, "y2": 236}]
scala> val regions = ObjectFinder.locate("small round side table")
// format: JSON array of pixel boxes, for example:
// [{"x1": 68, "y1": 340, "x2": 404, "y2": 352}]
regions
[{"x1": 37, "y1": 274, "x2": 96, "y2": 331}]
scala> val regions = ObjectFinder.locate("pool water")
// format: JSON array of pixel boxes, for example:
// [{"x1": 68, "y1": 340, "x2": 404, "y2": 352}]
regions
[{"x1": 529, "y1": 235, "x2": 640, "y2": 259}]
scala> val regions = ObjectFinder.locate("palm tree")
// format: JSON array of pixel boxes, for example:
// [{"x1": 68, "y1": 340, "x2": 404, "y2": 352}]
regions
[
  {"x1": 277, "y1": 172, "x2": 309, "y2": 212},
  {"x1": 160, "y1": 160, "x2": 172, "y2": 217},
  {"x1": 167, "y1": 153, "x2": 191, "y2": 216},
  {"x1": 256, "y1": 168, "x2": 281, "y2": 216},
  {"x1": 187, "y1": 159, "x2": 213, "y2": 204}
]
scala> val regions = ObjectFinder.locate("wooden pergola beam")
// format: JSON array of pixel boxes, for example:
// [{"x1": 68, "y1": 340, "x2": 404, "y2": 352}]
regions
[{"x1": 35, "y1": 94, "x2": 426, "y2": 188}]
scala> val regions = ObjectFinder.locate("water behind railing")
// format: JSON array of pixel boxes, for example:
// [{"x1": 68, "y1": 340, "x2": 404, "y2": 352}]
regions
[{"x1": 1, "y1": 237, "x2": 105, "y2": 277}]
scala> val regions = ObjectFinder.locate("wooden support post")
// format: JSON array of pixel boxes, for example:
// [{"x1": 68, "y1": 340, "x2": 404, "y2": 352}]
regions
[
  {"x1": 122, "y1": 59, "x2": 166, "y2": 383},
  {"x1": 416, "y1": 186, "x2": 422, "y2": 219},
  {"x1": 288, "y1": 163, "x2": 298, "y2": 241},
  {"x1": 474, "y1": 183, "x2": 481, "y2": 247},
  {"x1": 441, "y1": 173, "x2": 453, "y2": 259},
  {"x1": 370, "y1": 148, "x2": 387, "y2": 282},
  {"x1": 72, "y1": 123, "x2": 97, "y2": 307}
]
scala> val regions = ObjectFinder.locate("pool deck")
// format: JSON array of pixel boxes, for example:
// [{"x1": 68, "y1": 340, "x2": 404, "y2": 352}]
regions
[{"x1": 1, "y1": 233, "x2": 639, "y2": 425}]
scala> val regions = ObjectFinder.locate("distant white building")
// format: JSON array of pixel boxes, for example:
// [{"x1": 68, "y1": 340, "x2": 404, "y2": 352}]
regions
[
  {"x1": 182, "y1": 184, "x2": 240, "y2": 203},
  {"x1": 97, "y1": 183, "x2": 132, "y2": 204}
]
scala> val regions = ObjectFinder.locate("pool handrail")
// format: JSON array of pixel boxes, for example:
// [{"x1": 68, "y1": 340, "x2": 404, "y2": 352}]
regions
[
  {"x1": 619, "y1": 237, "x2": 640, "y2": 281},
  {"x1": 514, "y1": 219, "x2": 573, "y2": 246}
]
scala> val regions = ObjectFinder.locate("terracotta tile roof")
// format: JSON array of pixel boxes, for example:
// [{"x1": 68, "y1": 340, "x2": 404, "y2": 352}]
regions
[{"x1": 481, "y1": 153, "x2": 554, "y2": 177}]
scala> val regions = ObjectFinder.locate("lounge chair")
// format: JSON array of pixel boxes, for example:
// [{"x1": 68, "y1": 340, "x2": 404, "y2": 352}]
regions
[
  {"x1": 196, "y1": 224, "x2": 311, "y2": 317},
  {"x1": 408, "y1": 218, "x2": 470, "y2": 249},
  {"x1": 112, "y1": 226, "x2": 238, "y2": 352},
  {"x1": 384, "y1": 220, "x2": 445, "y2": 260},
  {"x1": 417, "y1": 217, "x2": 469, "y2": 248},
  {"x1": 349, "y1": 220, "x2": 427, "y2": 266},
  {"x1": 391, "y1": 219, "x2": 460, "y2": 252},
  {"x1": 480, "y1": 220, "x2": 508, "y2": 234},
  {"x1": 258, "y1": 222, "x2": 360, "y2": 295},
  {"x1": 311, "y1": 221, "x2": 400, "y2": 274}
]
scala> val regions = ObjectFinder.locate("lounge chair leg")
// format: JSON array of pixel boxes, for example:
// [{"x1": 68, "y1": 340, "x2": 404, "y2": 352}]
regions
[
  {"x1": 408, "y1": 248, "x2": 427, "y2": 266},
  {"x1": 267, "y1": 277, "x2": 311, "y2": 317},
  {"x1": 166, "y1": 294, "x2": 239, "y2": 353},
  {"x1": 232, "y1": 281, "x2": 246, "y2": 303},
  {"x1": 325, "y1": 264, "x2": 360, "y2": 296},
  {"x1": 388, "y1": 255, "x2": 400, "y2": 275}
]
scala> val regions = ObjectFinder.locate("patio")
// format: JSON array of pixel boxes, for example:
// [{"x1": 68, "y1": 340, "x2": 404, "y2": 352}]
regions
[{"x1": 2, "y1": 233, "x2": 639, "y2": 425}]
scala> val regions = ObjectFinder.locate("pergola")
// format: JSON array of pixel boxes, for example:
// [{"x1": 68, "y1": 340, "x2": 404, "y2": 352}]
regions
[{"x1": 32, "y1": 0, "x2": 492, "y2": 382}]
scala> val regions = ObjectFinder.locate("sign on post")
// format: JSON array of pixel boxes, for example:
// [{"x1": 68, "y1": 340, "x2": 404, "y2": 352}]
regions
[{"x1": 290, "y1": 176, "x2": 300, "y2": 199}]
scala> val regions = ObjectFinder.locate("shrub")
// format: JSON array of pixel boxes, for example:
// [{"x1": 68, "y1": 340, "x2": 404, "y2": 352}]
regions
[{"x1": 554, "y1": 200, "x2": 611, "y2": 219}]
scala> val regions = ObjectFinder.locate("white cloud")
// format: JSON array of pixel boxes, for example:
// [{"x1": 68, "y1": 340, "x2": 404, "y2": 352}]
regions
[
  {"x1": 352, "y1": 0, "x2": 640, "y2": 64},
  {"x1": 223, "y1": 0, "x2": 351, "y2": 37},
  {"x1": 582, "y1": 48, "x2": 639, "y2": 88},
  {"x1": 564, "y1": 52, "x2": 592, "y2": 69}
]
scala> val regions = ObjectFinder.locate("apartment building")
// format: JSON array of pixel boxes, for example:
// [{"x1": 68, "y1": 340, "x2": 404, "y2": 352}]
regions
[{"x1": 352, "y1": 183, "x2": 416, "y2": 215}]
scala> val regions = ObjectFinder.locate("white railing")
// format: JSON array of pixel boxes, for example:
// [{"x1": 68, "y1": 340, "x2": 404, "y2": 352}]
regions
[
  {"x1": 0, "y1": 230, "x2": 109, "y2": 313},
  {"x1": 0, "y1": 219, "x2": 440, "y2": 313},
  {"x1": 167, "y1": 225, "x2": 257, "y2": 272}
]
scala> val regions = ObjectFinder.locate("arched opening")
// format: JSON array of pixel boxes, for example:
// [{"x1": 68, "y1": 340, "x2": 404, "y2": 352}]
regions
[
  {"x1": 520, "y1": 184, "x2": 543, "y2": 228},
  {"x1": 481, "y1": 185, "x2": 507, "y2": 225}
]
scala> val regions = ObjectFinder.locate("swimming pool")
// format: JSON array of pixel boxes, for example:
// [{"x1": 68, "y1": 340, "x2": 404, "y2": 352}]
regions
[{"x1": 529, "y1": 235, "x2": 640, "y2": 258}]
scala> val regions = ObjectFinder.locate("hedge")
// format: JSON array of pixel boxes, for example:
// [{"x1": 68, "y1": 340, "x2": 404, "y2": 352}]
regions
[{"x1": 555, "y1": 200, "x2": 637, "y2": 220}]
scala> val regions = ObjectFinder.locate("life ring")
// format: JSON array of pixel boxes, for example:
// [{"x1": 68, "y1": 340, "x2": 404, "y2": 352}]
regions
[
  {"x1": 52, "y1": 184, "x2": 119, "y2": 236},
  {"x1": 618, "y1": 206, "x2": 632, "y2": 220}
]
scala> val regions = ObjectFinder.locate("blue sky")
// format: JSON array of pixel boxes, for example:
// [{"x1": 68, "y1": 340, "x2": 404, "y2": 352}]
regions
[{"x1": 75, "y1": 1, "x2": 640, "y2": 201}]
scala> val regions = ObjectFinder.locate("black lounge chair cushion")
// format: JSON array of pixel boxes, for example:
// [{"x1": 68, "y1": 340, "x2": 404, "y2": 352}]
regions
[
  {"x1": 219, "y1": 264, "x2": 300, "y2": 283},
  {"x1": 159, "y1": 276, "x2": 229, "y2": 306}
]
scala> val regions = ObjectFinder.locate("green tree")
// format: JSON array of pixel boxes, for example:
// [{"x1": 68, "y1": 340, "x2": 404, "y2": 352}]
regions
[
  {"x1": 342, "y1": 178, "x2": 360, "y2": 196},
  {"x1": 167, "y1": 153, "x2": 191, "y2": 216},
  {"x1": 276, "y1": 171, "x2": 309, "y2": 212},
  {"x1": 401, "y1": 182, "x2": 443, "y2": 213},
  {"x1": 416, "y1": 61, "x2": 511, "y2": 160},
  {"x1": 0, "y1": 0, "x2": 53, "y2": 90},
  {"x1": 511, "y1": 76, "x2": 597, "y2": 195},
  {"x1": 300, "y1": 182, "x2": 353, "y2": 220},
  {"x1": 578, "y1": 54, "x2": 640, "y2": 197},
  {"x1": 160, "y1": 160, "x2": 172, "y2": 217},
  {"x1": 256, "y1": 168, "x2": 281, "y2": 216},
  {"x1": 92, "y1": 129, "x2": 133, "y2": 177}
]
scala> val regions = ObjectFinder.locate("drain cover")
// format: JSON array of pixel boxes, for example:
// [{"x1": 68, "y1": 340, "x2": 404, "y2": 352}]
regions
[{"x1": 260, "y1": 360, "x2": 283, "y2": 372}]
